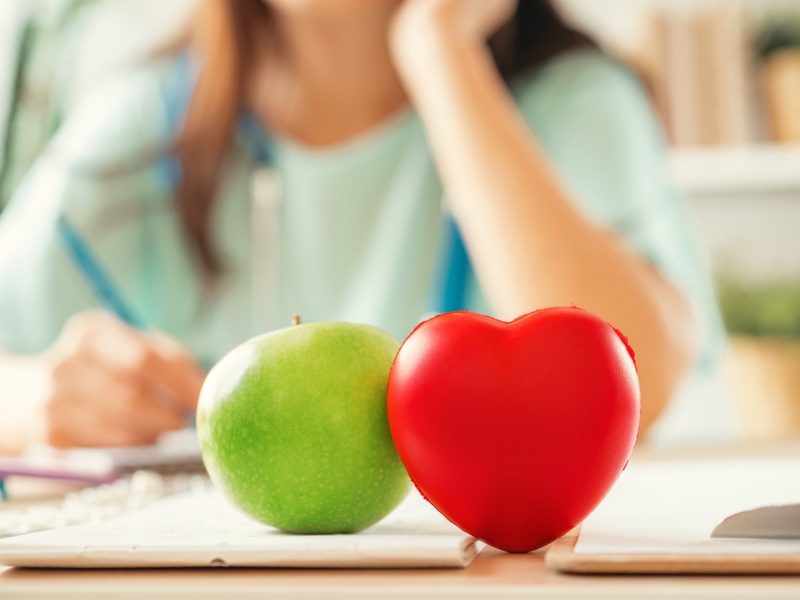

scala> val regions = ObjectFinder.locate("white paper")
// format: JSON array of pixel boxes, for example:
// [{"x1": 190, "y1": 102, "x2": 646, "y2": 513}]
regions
[
  {"x1": 0, "y1": 489, "x2": 479, "y2": 568},
  {"x1": 576, "y1": 457, "x2": 800, "y2": 555}
]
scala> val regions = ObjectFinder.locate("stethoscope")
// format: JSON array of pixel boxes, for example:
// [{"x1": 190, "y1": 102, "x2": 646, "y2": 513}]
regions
[
  {"x1": 57, "y1": 48, "x2": 472, "y2": 352},
  {"x1": 249, "y1": 165, "x2": 471, "y2": 327},
  {"x1": 172, "y1": 52, "x2": 474, "y2": 320},
  {"x1": 167, "y1": 53, "x2": 472, "y2": 317}
]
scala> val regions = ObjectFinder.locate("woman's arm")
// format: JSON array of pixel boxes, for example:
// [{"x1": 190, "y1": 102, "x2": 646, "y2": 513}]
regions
[
  {"x1": 0, "y1": 355, "x2": 47, "y2": 454},
  {"x1": 0, "y1": 312, "x2": 203, "y2": 454},
  {"x1": 390, "y1": 1, "x2": 696, "y2": 434}
]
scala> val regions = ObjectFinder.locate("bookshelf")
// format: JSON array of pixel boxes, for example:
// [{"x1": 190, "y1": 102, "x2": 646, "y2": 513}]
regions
[
  {"x1": 560, "y1": 0, "x2": 800, "y2": 147},
  {"x1": 673, "y1": 144, "x2": 800, "y2": 284},
  {"x1": 560, "y1": 1, "x2": 800, "y2": 280},
  {"x1": 670, "y1": 144, "x2": 800, "y2": 196}
]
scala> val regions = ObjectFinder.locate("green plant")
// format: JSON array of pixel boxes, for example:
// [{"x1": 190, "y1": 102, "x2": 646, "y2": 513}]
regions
[{"x1": 718, "y1": 279, "x2": 800, "y2": 339}]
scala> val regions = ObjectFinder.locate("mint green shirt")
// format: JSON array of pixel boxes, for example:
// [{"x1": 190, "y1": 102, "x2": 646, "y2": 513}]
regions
[{"x1": 0, "y1": 49, "x2": 722, "y2": 373}]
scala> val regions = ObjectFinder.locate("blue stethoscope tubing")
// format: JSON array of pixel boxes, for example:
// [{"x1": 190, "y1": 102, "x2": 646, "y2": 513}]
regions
[
  {"x1": 164, "y1": 53, "x2": 472, "y2": 315},
  {"x1": 435, "y1": 219, "x2": 470, "y2": 314}
]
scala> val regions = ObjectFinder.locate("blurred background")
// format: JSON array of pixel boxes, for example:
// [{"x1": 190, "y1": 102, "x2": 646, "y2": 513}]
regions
[
  {"x1": 1, "y1": 0, "x2": 799, "y2": 445},
  {"x1": 561, "y1": 0, "x2": 800, "y2": 443}
]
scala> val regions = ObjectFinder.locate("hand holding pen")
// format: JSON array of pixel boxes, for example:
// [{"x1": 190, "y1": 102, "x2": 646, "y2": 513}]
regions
[
  {"x1": 24, "y1": 311, "x2": 203, "y2": 448},
  {"x1": 1, "y1": 216, "x2": 205, "y2": 451}
]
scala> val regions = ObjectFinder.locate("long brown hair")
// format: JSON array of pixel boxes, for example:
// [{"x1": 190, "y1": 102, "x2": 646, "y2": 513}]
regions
[{"x1": 174, "y1": 0, "x2": 595, "y2": 274}]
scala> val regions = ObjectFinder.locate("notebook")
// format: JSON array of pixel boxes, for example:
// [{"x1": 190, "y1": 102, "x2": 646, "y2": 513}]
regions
[
  {"x1": 0, "y1": 488, "x2": 479, "y2": 569},
  {"x1": 547, "y1": 456, "x2": 800, "y2": 574},
  {"x1": 0, "y1": 429, "x2": 204, "y2": 485}
]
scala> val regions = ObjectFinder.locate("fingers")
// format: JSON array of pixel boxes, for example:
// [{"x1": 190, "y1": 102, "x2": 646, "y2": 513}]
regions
[
  {"x1": 75, "y1": 362, "x2": 186, "y2": 444},
  {"x1": 40, "y1": 311, "x2": 205, "y2": 448},
  {"x1": 43, "y1": 384, "x2": 144, "y2": 448},
  {"x1": 70, "y1": 312, "x2": 205, "y2": 414},
  {"x1": 137, "y1": 331, "x2": 205, "y2": 412}
]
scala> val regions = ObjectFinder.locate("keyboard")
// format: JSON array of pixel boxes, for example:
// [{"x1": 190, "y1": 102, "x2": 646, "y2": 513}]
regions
[{"x1": 0, "y1": 472, "x2": 211, "y2": 538}]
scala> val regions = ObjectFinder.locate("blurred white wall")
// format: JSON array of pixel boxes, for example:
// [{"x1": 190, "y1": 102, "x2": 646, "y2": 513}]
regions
[
  {"x1": 53, "y1": 0, "x2": 197, "y2": 110},
  {"x1": 0, "y1": 0, "x2": 197, "y2": 111},
  {"x1": 672, "y1": 147, "x2": 800, "y2": 283}
]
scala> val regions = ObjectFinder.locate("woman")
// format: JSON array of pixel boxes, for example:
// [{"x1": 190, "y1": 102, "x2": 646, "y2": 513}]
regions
[{"x1": 0, "y1": 0, "x2": 719, "y2": 451}]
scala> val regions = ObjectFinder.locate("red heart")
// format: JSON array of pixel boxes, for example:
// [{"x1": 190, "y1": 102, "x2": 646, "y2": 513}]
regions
[{"x1": 387, "y1": 307, "x2": 640, "y2": 553}]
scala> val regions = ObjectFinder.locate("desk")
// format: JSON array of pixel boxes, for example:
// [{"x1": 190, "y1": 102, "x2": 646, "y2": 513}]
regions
[
  {"x1": 4, "y1": 548, "x2": 800, "y2": 599},
  {"x1": 3, "y1": 445, "x2": 800, "y2": 599}
]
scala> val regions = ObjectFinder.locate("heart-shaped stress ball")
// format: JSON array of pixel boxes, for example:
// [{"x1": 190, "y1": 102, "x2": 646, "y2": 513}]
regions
[{"x1": 387, "y1": 307, "x2": 640, "y2": 553}]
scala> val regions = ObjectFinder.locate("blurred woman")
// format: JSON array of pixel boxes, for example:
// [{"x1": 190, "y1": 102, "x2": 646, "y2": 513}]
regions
[{"x1": 0, "y1": 0, "x2": 719, "y2": 451}]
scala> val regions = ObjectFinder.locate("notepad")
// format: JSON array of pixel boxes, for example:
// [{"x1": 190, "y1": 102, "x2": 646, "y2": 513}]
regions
[
  {"x1": 0, "y1": 488, "x2": 479, "y2": 569},
  {"x1": 576, "y1": 458, "x2": 800, "y2": 555},
  {"x1": 547, "y1": 456, "x2": 800, "y2": 574}
]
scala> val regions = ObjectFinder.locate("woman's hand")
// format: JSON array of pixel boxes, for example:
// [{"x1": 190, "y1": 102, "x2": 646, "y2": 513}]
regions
[
  {"x1": 390, "y1": 0, "x2": 517, "y2": 78},
  {"x1": 20, "y1": 311, "x2": 204, "y2": 449},
  {"x1": 392, "y1": 0, "x2": 517, "y2": 42}
]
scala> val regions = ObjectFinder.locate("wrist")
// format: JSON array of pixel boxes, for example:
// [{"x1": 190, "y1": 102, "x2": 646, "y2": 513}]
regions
[
  {"x1": 390, "y1": 4, "x2": 482, "y2": 88},
  {"x1": 0, "y1": 354, "x2": 50, "y2": 453}
]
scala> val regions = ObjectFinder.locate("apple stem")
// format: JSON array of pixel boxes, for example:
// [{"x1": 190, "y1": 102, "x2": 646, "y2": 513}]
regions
[{"x1": 291, "y1": 313, "x2": 302, "y2": 326}]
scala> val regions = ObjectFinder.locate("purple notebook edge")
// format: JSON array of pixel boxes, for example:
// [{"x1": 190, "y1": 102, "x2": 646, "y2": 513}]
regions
[{"x1": 0, "y1": 461, "x2": 119, "y2": 485}]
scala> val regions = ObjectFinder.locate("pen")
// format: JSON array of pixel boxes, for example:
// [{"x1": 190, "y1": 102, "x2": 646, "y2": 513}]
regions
[
  {"x1": 58, "y1": 215, "x2": 202, "y2": 425},
  {"x1": 0, "y1": 221, "x2": 145, "y2": 501},
  {"x1": 56, "y1": 216, "x2": 146, "y2": 329},
  {"x1": 57, "y1": 216, "x2": 203, "y2": 431}
]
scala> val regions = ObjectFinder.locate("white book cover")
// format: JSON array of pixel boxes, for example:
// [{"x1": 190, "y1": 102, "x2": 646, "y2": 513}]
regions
[{"x1": 0, "y1": 489, "x2": 479, "y2": 569}]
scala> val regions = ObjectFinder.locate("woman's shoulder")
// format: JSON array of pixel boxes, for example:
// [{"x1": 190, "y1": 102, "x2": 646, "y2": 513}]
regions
[
  {"x1": 524, "y1": 48, "x2": 637, "y2": 89},
  {"x1": 47, "y1": 55, "x2": 194, "y2": 170},
  {"x1": 510, "y1": 48, "x2": 650, "y2": 125}
]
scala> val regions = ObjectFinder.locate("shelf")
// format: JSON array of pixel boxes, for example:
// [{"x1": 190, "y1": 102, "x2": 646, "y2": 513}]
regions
[{"x1": 669, "y1": 145, "x2": 800, "y2": 196}]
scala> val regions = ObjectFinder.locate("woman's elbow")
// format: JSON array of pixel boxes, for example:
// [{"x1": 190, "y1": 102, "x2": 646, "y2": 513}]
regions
[{"x1": 638, "y1": 290, "x2": 699, "y2": 437}]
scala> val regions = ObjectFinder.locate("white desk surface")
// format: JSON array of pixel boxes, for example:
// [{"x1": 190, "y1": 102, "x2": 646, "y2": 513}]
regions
[{"x1": 4, "y1": 444, "x2": 800, "y2": 600}]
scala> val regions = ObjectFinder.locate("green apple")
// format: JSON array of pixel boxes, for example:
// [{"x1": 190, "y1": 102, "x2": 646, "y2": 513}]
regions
[{"x1": 197, "y1": 318, "x2": 409, "y2": 534}]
